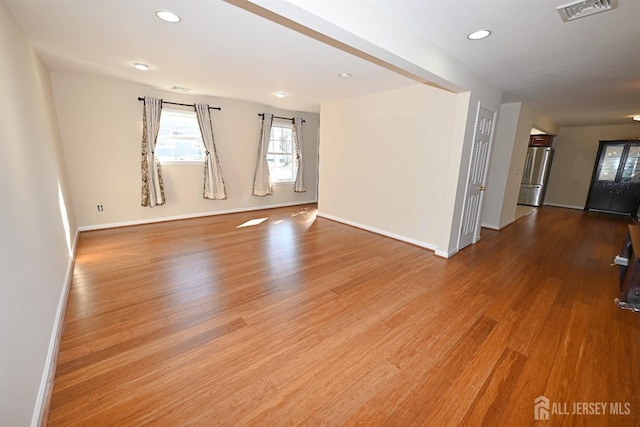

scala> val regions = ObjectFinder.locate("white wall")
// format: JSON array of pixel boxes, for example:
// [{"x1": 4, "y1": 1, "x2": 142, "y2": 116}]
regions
[
  {"x1": 483, "y1": 103, "x2": 522, "y2": 229},
  {"x1": 503, "y1": 105, "x2": 540, "y2": 225},
  {"x1": 245, "y1": 0, "x2": 504, "y2": 256},
  {"x1": 483, "y1": 103, "x2": 560, "y2": 229},
  {"x1": 318, "y1": 84, "x2": 458, "y2": 252},
  {"x1": 50, "y1": 73, "x2": 319, "y2": 229},
  {"x1": 546, "y1": 124, "x2": 640, "y2": 209},
  {"x1": 0, "y1": 3, "x2": 77, "y2": 425}
]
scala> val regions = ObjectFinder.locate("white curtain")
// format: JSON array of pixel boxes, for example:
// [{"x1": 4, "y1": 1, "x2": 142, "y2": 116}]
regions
[
  {"x1": 253, "y1": 113, "x2": 273, "y2": 196},
  {"x1": 195, "y1": 103, "x2": 227, "y2": 200},
  {"x1": 141, "y1": 96, "x2": 165, "y2": 207},
  {"x1": 293, "y1": 117, "x2": 306, "y2": 192}
]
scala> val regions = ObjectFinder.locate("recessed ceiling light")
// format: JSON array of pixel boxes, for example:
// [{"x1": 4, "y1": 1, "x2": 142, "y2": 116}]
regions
[
  {"x1": 633, "y1": 115, "x2": 640, "y2": 122},
  {"x1": 274, "y1": 92, "x2": 286, "y2": 98},
  {"x1": 467, "y1": 30, "x2": 491, "y2": 40},
  {"x1": 133, "y1": 63, "x2": 149, "y2": 71},
  {"x1": 338, "y1": 73, "x2": 352, "y2": 78},
  {"x1": 155, "y1": 10, "x2": 181, "y2": 23}
]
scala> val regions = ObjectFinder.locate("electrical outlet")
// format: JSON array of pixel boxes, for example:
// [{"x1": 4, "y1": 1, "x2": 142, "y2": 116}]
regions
[{"x1": 97, "y1": 204, "x2": 104, "y2": 212}]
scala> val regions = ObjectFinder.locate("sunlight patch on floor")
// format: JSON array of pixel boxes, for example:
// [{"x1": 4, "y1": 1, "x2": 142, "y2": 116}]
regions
[{"x1": 237, "y1": 217, "x2": 268, "y2": 228}]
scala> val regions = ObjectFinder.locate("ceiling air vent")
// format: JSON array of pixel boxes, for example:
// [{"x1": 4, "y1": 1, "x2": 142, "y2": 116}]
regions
[{"x1": 556, "y1": 0, "x2": 618, "y2": 22}]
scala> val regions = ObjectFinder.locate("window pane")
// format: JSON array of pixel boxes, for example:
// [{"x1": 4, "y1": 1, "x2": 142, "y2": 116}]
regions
[
  {"x1": 266, "y1": 154, "x2": 294, "y2": 181},
  {"x1": 156, "y1": 110, "x2": 205, "y2": 162},
  {"x1": 267, "y1": 124, "x2": 295, "y2": 182},
  {"x1": 269, "y1": 126, "x2": 293, "y2": 154},
  {"x1": 621, "y1": 146, "x2": 640, "y2": 183},
  {"x1": 597, "y1": 146, "x2": 623, "y2": 181}
]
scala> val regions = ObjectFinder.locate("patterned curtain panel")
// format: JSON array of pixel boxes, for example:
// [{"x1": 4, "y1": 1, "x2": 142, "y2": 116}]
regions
[
  {"x1": 293, "y1": 117, "x2": 306, "y2": 193},
  {"x1": 141, "y1": 97, "x2": 165, "y2": 207},
  {"x1": 195, "y1": 103, "x2": 227, "y2": 200},
  {"x1": 253, "y1": 113, "x2": 273, "y2": 196}
]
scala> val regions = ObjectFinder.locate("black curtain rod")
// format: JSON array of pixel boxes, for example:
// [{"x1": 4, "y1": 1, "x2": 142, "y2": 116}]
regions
[
  {"x1": 137, "y1": 97, "x2": 221, "y2": 111},
  {"x1": 259, "y1": 113, "x2": 304, "y2": 123}
]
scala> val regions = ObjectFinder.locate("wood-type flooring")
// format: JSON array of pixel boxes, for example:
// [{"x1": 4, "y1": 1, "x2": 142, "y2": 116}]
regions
[{"x1": 47, "y1": 204, "x2": 640, "y2": 426}]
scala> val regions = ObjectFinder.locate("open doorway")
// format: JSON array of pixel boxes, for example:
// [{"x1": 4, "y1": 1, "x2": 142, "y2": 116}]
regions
[{"x1": 516, "y1": 128, "x2": 555, "y2": 212}]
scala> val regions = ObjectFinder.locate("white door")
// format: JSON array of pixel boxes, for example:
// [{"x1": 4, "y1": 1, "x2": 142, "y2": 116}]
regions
[{"x1": 458, "y1": 104, "x2": 496, "y2": 250}]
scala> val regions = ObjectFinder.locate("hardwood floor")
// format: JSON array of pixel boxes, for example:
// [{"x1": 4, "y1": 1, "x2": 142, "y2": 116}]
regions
[{"x1": 47, "y1": 204, "x2": 640, "y2": 426}]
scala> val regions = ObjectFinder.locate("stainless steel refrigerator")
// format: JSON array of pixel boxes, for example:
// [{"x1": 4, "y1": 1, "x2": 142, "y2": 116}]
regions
[{"x1": 517, "y1": 146, "x2": 554, "y2": 207}]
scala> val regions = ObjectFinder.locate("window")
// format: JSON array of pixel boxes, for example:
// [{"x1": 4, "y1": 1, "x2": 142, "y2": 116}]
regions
[
  {"x1": 267, "y1": 122, "x2": 295, "y2": 182},
  {"x1": 155, "y1": 109, "x2": 205, "y2": 163}
]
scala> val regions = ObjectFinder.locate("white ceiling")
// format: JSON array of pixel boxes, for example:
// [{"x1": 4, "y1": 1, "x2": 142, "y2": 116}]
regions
[
  {"x1": 4, "y1": 0, "x2": 640, "y2": 128},
  {"x1": 372, "y1": 0, "x2": 640, "y2": 127}
]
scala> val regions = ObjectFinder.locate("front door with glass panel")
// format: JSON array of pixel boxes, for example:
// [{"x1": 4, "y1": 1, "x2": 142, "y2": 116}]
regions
[{"x1": 585, "y1": 140, "x2": 640, "y2": 217}]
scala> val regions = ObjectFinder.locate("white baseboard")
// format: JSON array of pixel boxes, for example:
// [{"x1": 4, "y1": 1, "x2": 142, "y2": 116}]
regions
[
  {"x1": 316, "y1": 212, "x2": 438, "y2": 253},
  {"x1": 32, "y1": 229, "x2": 79, "y2": 426},
  {"x1": 482, "y1": 218, "x2": 515, "y2": 231},
  {"x1": 435, "y1": 248, "x2": 457, "y2": 259},
  {"x1": 78, "y1": 200, "x2": 318, "y2": 231},
  {"x1": 482, "y1": 223, "x2": 500, "y2": 230},
  {"x1": 543, "y1": 202, "x2": 584, "y2": 210}
]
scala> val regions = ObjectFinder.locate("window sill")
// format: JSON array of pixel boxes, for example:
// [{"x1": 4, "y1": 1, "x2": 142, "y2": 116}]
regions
[
  {"x1": 272, "y1": 181, "x2": 295, "y2": 185},
  {"x1": 160, "y1": 161, "x2": 204, "y2": 166}
]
